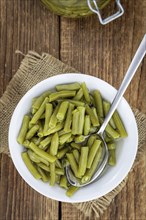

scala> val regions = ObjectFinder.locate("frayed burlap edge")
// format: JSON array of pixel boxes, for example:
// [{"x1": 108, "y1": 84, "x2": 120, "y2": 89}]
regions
[{"x1": 0, "y1": 51, "x2": 145, "y2": 219}]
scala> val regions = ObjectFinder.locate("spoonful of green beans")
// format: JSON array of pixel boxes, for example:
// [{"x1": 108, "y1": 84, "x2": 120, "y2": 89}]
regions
[{"x1": 66, "y1": 34, "x2": 146, "y2": 187}]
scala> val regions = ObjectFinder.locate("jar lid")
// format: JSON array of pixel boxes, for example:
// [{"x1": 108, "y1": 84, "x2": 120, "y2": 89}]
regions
[{"x1": 87, "y1": 0, "x2": 124, "y2": 25}]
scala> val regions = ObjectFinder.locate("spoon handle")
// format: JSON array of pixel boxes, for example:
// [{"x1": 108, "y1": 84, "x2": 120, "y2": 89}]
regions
[{"x1": 98, "y1": 34, "x2": 146, "y2": 134}]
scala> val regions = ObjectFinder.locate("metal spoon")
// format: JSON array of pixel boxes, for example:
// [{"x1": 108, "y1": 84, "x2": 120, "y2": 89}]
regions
[{"x1": 66, "y1": 34, "x2": 146, "y2": 187}]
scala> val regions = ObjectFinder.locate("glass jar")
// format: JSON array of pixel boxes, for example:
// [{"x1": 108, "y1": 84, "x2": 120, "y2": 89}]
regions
[{"x1": 40, "y1": 0, "x2": 124, "y2": 25}]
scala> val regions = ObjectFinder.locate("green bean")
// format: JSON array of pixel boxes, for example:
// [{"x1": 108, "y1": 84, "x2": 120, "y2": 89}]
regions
[
  {"x1": 37, "y1": 166, "x2": 49, "y2": 182},
  {"x1": 93, "y1": 90, "x2": 104, "y2": 118},
  {"x1": 87, "y1": 135, "x2": 97, "y2": 147},
  {"x1": 32, "y1": 90, "x2": 51, "y2": 111},
  {"x1": 59, "y1": 132, "x2": 72, "y2": 145},
  {"x1": 28, "y1": 149, "x2": 49, "y2": 166},
  {"x1": 55, "y1": 174, "x2": 60, "y2": 184},
  {"x1": 25, "y1": 124, "x2": 39, "y2": 140},
  {"x1": 44, "y1": 103, "x2": 53, "y2": 133},
  {"x1": 31, "y1": 137, "x2": 42, "y2": 146},
  {"x1": 39, "y1": 135, "x2": 52, "y2": 149},
  {"x1": 39, "y1": 113, "x2": 45, "y2": 119},
  {"x1": 48, "y1": 103, "x2": 60, "y2": 128},
  {"x1": 29, "y1": 142, "x2": 56, "y2": 163},
  {"x1": 107, "y1": 142, "x2": 116, "y2": 150},
  {"x1": 70, "y1": 142, "x2": 81, "y2": 150},
  {"x1": 56, "y1": 82, "x2": 80, "y2": 91},
  {"x1": 87, "y1": 139, "x2": 101, "y2": 169},
  {"x1": 105, "y1": 123, "x2": 120, "y2": 139},
  {"x1": 81, "y1": 146, "x2": 102, "y2": 183},
  {"x1": 44, "y1": 122, "x2": 64, "y2": 136},
  {"x1": 55, "y1": 159, "x2": 62, "y2": 168},
  {"x1": 72, "y1": 110, "x2": 80, "y2": 135},
  {"x1": 78, "y1": 146, "x2": 89, "y2": 176},
  {"x1": 50, "y1": 162, "x2": 56, "y2": 186},
  {"x1": 17, "y1": 115, "x2": 30, "y2": 144},
  {"x1": 103, "y1": 101, "x2": 116, "y2": 129},
  {"x1": 65, "y1": 99, "x2": 85, "y2": 107},
  {"x1": 37, "y1": 162, "x2": 64, "y2": 175},
  {"x1": 28, "y1": 121, "x2": 34, "y2": 129},
  {"x1": 81, "y1": 82, "x2": 91, "y2": 104},
  {"x1": 78, "y1": 106, "x2": 85, "y2": 135},
  {"x1": 72, "y1": 149, "x2": 80, "y2": 163},
  {"x1": 66, "y1": 135, "x2": 74, "y2": 143},
  {"x1": 64, "y1": 103, "x2": 74, "y2": 132},
  {"x1": 112, "y1": 111, "x2": 128, "y2": 138},
  {"x1": 58, "y1": 129, "x2": 70, "y2": 136},
  {"x1": 56, "y1": 101, "x2": 69, "y2": 121},
  {"x1": 23, "y1": 140, "x2": 30, "y2": 148},
  {"x1": 30, "y1": 97, "x2": 49, "y2": 124},
  {"x1": 21, "y1": 152, "x2": 41, "y2": 179},
  {"x1": 66, "y1": 186, "x2": 79, "y2": 197},
  {"x1": 108, "y1": 149, "x2": 116, "y2": 166},
  {"x1": 49, "y1": 90, "x2": 76, "y2": 102},
  {"x1": 83, "y1": 115, "x2": 91, "y2": 136},
  {"x1": 50, "y1": 132, "x2": 59, "y2": 156},
  {"x1": 59, "y1": 175, "x2": 68, "y2": 189},
  {"x1": 74, "y1": 135, "x2": 85, "y2": 143},
  {"x1": 73, "y1": 88, "x2": 83, "y2": 100},
  {"x1": 37, "y1": 120, "x2": 44, "y2": 137},
  {"x1": 66, "y1": 153, "x2": 79, "y2": 178},
  {"x1": 85, "y1": 104, "x2": 99, "y2": 127}
]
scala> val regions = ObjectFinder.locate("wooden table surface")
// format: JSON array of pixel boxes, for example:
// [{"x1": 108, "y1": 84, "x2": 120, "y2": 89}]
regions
[{"x1": 0, "y1": 0, "x2": 146, "y2": 219}]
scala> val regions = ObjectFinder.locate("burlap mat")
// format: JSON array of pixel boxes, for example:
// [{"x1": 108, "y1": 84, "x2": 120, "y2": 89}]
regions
[{"x1": 0, "y1": 51, "x2": 146, "y2": 218}]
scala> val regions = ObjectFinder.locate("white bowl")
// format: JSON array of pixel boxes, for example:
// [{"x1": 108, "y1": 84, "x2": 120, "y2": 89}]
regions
[{"x1": 8, "y1": 73, "x2": 138, "y2": 203}]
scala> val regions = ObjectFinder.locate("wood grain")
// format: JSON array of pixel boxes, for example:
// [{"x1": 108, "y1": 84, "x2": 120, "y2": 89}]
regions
[{"x1": 0, "y1": 0, "x2": 146, "y2": 219}]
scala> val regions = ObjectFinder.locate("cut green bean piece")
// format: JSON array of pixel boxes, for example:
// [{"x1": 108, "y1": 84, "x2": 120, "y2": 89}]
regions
[
  {"x1": 21, "y1": 152, "x2": 41, "y2": 179},
  {"x1": 59, "y1": 132, "x2": 72, "y2": 145},
  {"x1": 78, "y1": 146, "x2": 89, "y2": 177},
  {"x1": 31, "y1": 137, "x2": 42, "y2": 146},
  {"x1": 93, "y1": 90, "x2": 104, "y2": 118},
  {"x1": 107, "y1": 142, "x2": 116, "y2": 150},
  {"x1": 103, "y1": 101, "x2": 116, "y2": 129},
  {"x1": 30, "y1": 97, "x2": 49, "y2": 124},
  {"x1": 26, "y1": 124, "x2": 39, "y2": 140},
  {"x1": 55, "y1": 159, "x2": 62, "y2": 168},
  {"x1": 39, "y1": 135, "x2": 52, "y2": 149},
  {"x1": 87, "y1": 135, "x2": 97, "y2": 147},
  {"x1": 113, "y1": 111, "x2": 128, "y2": 138},
  {"x1": 72, "y1": 110, "x2": 80, "y2": 135},
  {"x1": 60, "y1": 175, "x2": 68, "y2": 189},
  {"x1": 56, "y1": 101, "x2": 69, "y2": 121},
  {"x1": 105, "y1": 123, "x2": 120, "y2": 139},
  {"x1": 50, "y1": 162, "x2": 56, "y2": 186},
  {"x1": 81, "y1": 146, "x2": 102, "y2": 183},
  {"x1": 66, "y1": 186, "x2": 79, "y2": 197},
  {"x1": 49, "y1": 103, "x2": 60, "y2": 128},
  {"x1": 65, "y1": 99, "x2": 85, "y2": 107},
  {"x1": 70, "y1": 142, "x2": 81, "y2": 150},
  {"x1": 44, "y1": 122, "x2": 64, "y2": 136},
  {"x1": 28, "y1": 149, "x2": 49, "y2": 166},
  {"x1": 72, "y1": 149, "x2": 80, "y2": 163},
  {"x1": 44, "y1": 103, "x2": 53, "y2": 133},
  {"x1": 108, "y1": 149, "x2": 116, "y2": 166},
  {"x1": 85, "y1": 104, "x2": 99, "y2": 127},
  {"x1": 23, "y1": 140, "x2": 30, "y2": 148},
  {"x1": 37, "y1": 120, "x2": 44, "y2": 137},
  {"x1": 37, "y1": 163, "x2": 64, "y2": 175},
  {"x1": 87, "y1": 139, "x2": 101, "y2": 169},
  {"x1": 49, "y1": 90, "x2": 76, "y2": 102},
  {"x1": 37, "y1": 166, "x2": 49, "y2": 182},
  {"x1": 66, "y1": 153, "x2": 79, "y2": 178},
  {"x1": 81, "y1": 82, "x2": 91, "y2": 104},
  {"x1": 50, "y1": 132, "x2": 59, "y2": 156},
  {"x1": 84, "y1": 115, "x2": 91, "y2": 136},
  {"x1": 29, "y1": 142, "x2": 56, "y2": 163},
  {"x1": 17, "y1": 115, "x2": 30, "y2": 144},
  {"x1": 73, "y1": 88, "x2": 83, "y2": 101},
  {"x1": 32, "y1": 90, "x2": 51, "y2": 111},
  {"x1": 64, "y1": 103, "x2": 74, "y2": 132},
  {"x1": 78, "y1": 106, "x2": 85, "y2": 135},
  {"x1": 56, "y1": 82, "x2": 80, "y2": 91},
  {"x1": 74, "y1": 135, "x2": 85, "y2": 143}
]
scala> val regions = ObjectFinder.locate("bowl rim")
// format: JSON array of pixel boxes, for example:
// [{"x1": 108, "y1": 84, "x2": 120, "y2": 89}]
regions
[{"x1": 8, "y1": 73, "x2": 138, "y2": 203}]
